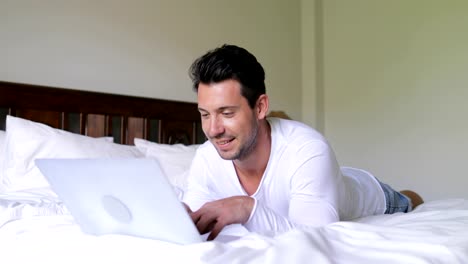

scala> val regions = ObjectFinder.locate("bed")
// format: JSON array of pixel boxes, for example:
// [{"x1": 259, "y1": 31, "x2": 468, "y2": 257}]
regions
[{"x1": 1, "y1": 81, "x2": 468, "y2": 264}]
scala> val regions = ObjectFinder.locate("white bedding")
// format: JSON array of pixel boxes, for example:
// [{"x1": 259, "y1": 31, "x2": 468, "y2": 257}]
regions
[
  {"x1": 2, "y1": 117, "x2": 468, "y2": 263},
  {"x1": 1, "y1": 191, "x2": 468, "y2": 264}
]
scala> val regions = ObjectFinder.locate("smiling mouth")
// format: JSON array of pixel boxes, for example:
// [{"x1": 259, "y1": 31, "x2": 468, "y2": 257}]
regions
[{"x1": 216, "y1": 138, "x2": 235, "y2": 146}]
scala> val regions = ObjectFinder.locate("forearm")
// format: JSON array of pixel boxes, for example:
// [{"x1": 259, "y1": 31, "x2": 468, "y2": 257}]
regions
[
  {"x1": 245, "y1": 198, "x2": 339, "y2": 234},
  {"x1": 245, "y1": 198, "x2": 295, "y2": 234}
]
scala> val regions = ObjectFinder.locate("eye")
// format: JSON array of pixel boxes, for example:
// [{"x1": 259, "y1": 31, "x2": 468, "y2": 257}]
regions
[
  {"x1": 222, "y1": 111, "x2": 234, "y2": 117},
  {"x1": 200, "y1": 112, "x2": 209, "y2": 119}
]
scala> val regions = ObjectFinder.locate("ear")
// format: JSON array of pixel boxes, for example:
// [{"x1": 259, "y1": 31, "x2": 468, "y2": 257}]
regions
[{"x1": 255, "y1": 94, "x2": 269, "y2": 120}]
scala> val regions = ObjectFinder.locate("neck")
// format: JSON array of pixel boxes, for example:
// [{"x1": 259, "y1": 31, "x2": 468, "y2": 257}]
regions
[{"x1": 233, "y1": 119, "x2": 271, "y2": 179}]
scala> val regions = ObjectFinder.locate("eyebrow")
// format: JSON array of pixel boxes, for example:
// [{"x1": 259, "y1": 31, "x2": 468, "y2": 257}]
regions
[{"x1": 198, "y1": 106, "x2": 239, "y2": 112}]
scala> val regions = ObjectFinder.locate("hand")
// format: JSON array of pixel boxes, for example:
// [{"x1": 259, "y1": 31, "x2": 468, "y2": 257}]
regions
[{"x1": 190, "y1": 196, "x2": 254, "y2": 241}]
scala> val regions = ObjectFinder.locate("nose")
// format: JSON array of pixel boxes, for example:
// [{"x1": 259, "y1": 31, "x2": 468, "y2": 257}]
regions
[{"x1": 204, "y1": 116, "x2": 224, "y2": 139}]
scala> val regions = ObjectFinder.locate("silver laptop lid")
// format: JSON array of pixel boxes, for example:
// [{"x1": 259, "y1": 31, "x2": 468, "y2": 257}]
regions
[{"x1": 35, "y1": 158, "x2": 202, "y2": 245}]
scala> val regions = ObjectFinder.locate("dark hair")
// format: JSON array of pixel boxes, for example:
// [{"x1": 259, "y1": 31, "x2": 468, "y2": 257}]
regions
[{"x1": 189, "y1": 44, "x2": 266, "y2": 108}]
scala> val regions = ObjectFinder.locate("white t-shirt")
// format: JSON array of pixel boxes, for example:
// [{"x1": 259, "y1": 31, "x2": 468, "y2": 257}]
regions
[{"x1": 183, "y1": 118, "x2": 386, "y2": 234}]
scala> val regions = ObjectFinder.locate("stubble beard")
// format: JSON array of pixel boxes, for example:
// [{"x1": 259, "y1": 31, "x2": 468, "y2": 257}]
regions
[{"x1": 216, "y1": 119, "x2": 259, "y2": 161}]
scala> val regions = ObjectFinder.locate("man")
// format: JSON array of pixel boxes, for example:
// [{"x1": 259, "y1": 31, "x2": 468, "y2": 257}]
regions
[{"x1": 183, "y1": 44, "x2": 423, "y2": 240}]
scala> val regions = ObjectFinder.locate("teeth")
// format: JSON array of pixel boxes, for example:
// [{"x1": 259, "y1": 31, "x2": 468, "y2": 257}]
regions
[{"x1": 219, "y1": 139, "x2": 232, "y2": 145}]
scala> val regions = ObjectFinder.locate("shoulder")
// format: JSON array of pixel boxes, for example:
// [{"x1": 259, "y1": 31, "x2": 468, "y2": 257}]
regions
[
  {"x1": 268, "y1": 117, "x2": 325, "y2": 138},
  {"x1": 267, "y1": 118, "x2": 338, "y2": 170},
  {"x1": 188, "y1": 141, "x2": 225, "y2": 181},
  {"x1": 268, "y1": 117, "x2": 329, "y2": 148},
  {"x1": 193, "y1": 140, "x2": 225, "y2": 164},
  {"x1": 196, "y1": 140, "x2": 216, "y2": 153}
]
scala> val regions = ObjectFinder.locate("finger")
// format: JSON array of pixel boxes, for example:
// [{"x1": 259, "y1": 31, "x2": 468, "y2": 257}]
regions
[
  {"x1": 207, "y1": 221, "x2": 225, "y2": 241},
  {"x1": 196, "y1": 215, "x2": 217, "y2": 235},
  {"x1": 204, "y1": 220, "x2": 217, "y2": 234},
  {"x1": 190, "y1": 210, "x2": 200, "y2": 223},
  {"x1": 182, "y1": 203, "x2": 192, "y2": 214}
]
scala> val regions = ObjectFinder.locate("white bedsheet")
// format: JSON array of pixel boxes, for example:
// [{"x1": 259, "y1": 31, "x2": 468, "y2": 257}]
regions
[{"x1": 1, "y1": 191, "x2": 468, "y2": 264}]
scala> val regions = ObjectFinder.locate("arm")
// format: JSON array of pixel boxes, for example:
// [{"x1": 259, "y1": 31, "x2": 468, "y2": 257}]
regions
[
  {"x1": 183, "y1": 151, "x2": 254, "y2": 240},
  {"x1": 190, "y1": 195, "x2": 254, "y2": 240},
  {"x1": 184, "y1": 140, "x2": 342, "y2": 237},
  {"x1": 182, "y1": 153, "x2": 215, "y2": 212},
  {"x1": 245, "y1": 140, "x2": 342, "y2": 233}
]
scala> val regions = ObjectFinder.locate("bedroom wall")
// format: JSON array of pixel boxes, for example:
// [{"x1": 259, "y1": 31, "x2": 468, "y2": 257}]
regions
[
  {"x1": 300, "y1": 0, "x2": 323, "y2": 132},
  {"x1": 4, "y1": 0, "x2": 466, "y2": 202},
  {"x1": 320, "y1": 0, "x2": 468, "y2": 201},
  {"x1": 0, "y1": 0, "x2": 301, "y2": 120}
]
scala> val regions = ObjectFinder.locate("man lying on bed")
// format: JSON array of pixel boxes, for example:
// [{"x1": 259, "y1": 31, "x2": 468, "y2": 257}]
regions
[{"x1": 182, "y1": 44, "x2": 423, "y2": 241}]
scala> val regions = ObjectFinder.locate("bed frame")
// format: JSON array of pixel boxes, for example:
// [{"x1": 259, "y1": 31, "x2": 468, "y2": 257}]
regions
[{"x1": 0, "y1": 81, "x2": 205, "y2": 145}]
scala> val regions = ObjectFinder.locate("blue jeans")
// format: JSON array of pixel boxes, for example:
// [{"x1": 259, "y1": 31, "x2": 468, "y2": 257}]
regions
[{"x1": 378, "y1": 180, "x2": 412, "y2": 214}]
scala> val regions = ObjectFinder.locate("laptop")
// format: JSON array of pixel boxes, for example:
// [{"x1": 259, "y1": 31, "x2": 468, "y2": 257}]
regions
[{"x1": 35, "y1": 158, "x2": 205, "y2": 245}]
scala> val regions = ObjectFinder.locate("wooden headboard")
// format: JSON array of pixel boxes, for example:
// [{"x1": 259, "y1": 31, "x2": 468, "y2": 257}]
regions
[{"x1": 0, "y1": 81, "x2": 205, "y2": 145}]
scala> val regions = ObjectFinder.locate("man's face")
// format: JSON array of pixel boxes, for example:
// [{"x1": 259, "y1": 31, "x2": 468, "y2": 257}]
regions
[{"x1": 197, "y1": 79, "x2": 259, "y2": 161}]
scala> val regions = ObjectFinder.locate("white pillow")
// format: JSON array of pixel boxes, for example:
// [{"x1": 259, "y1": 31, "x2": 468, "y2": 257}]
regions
[
  {"x1": 0, "y1": 130, "x2": 5, "y2": 150},
  {"x1": 0, "y1": 130, "x2": 6, "y2": 191},
  {"x1": 134, "y1": 138, "x2": 199, "y2": 191},
  {"x1": 2, "y1": 116, "x2": 144, "y2": 191}
]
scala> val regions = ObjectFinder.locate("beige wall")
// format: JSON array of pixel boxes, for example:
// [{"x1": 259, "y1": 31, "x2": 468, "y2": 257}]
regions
[
  {"x1": 0, "y1": 0, "x2": 301, "y2": 119},
  {"x1": 3, "y1": 0, "x2": 467, "y2": 202},
  {"x1": 319, "y1": 0, "x2": 468, "y2": 201},
  {"x1": 300, "y1": 0, "x2": 324, "y2": 132}
]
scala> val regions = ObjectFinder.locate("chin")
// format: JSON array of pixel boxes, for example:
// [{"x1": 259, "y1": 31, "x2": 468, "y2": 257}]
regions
[
  {"x1": 218, "y1": 153, "x2": 237, "y2": 161},
  {"x1": 216, "y1": 149, "x2": 239, "y2": 161}
]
